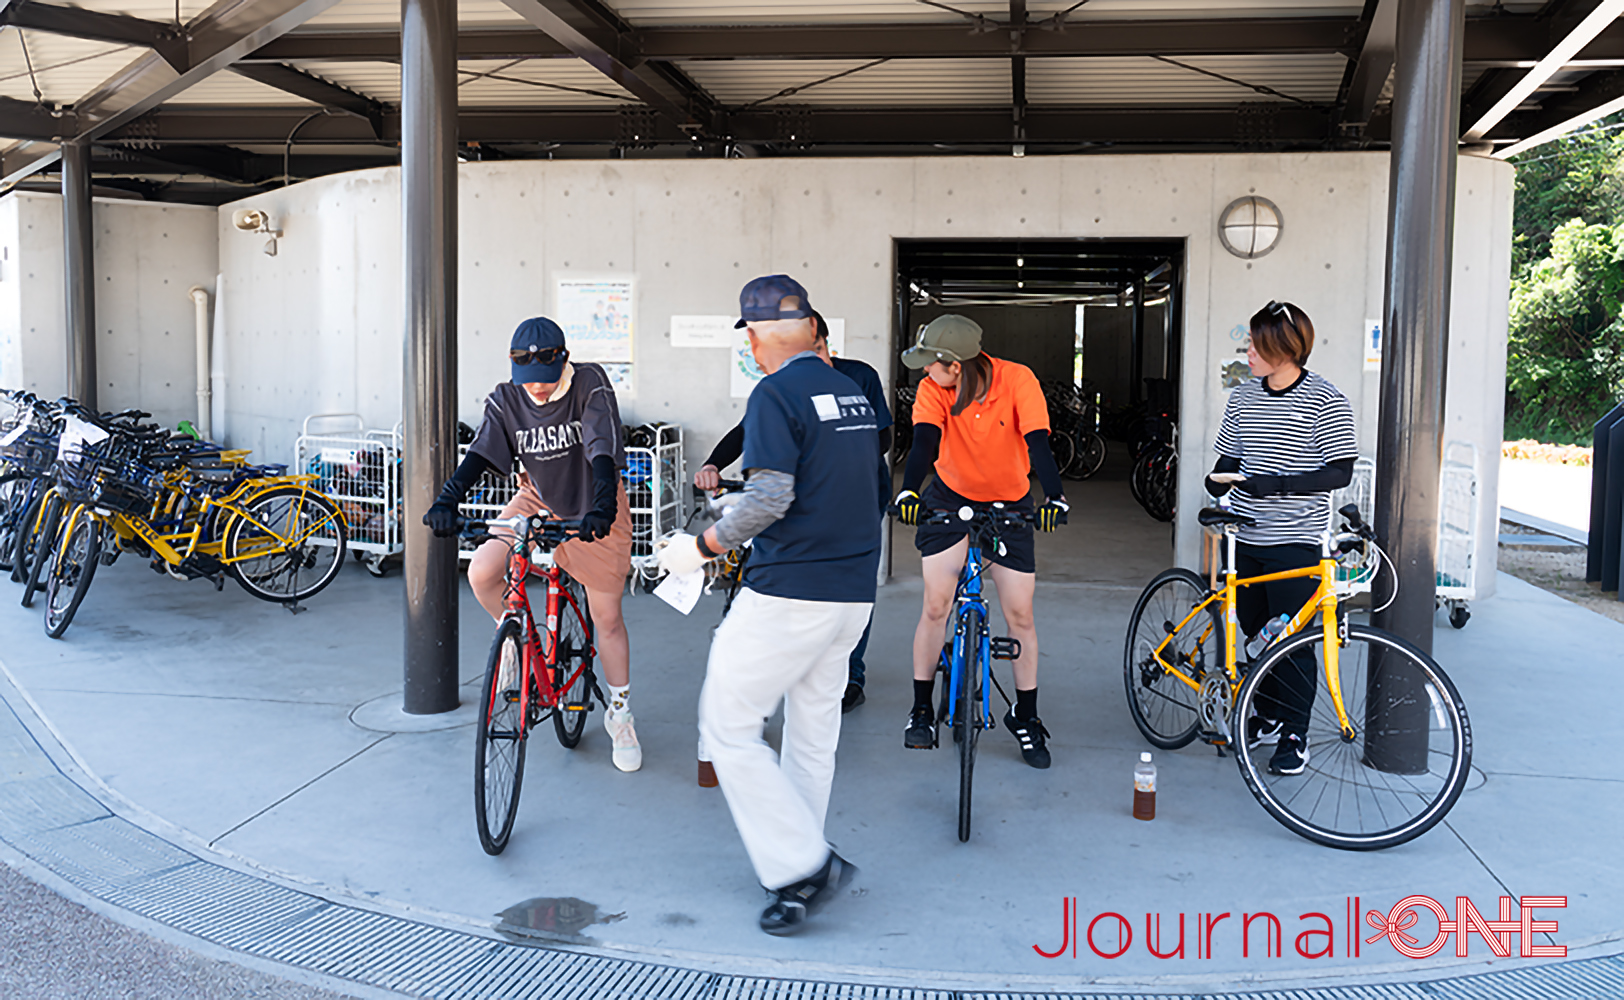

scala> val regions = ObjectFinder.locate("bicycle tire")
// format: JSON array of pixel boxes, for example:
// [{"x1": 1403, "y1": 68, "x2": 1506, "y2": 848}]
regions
[
  {"x1": 1124, "y1": 568, "x2": 1215, "y2": 749},
  {"x1": 20, "y1": 492, "x2": 64, "y2": 609},
  {"x1": 10, "y1": 489, "x2": 42, "y2": 582},
  {"x1": 552, "y1": 574, "x2": 596, "y2": 749},
  {"x1": 224, "y1": 486, "x2": 347, "y2": 603},
  {"x1": 44, "y1": 508, "x2": 101, "y2": 639},
  {"x1": 1065, "y1": 432, "x2": 1107, "y2": 480},
  {"x1": 475, "y1": 617, "x2": 529, "y2": 855},
  {"x1": 957, "y1": 606, "x2": 982, "y2": 843},
  {"x1": 1233, "y1": 623, "x2": 1471, "y2": 851},
  {"x1": 0, "y1": 472, "x2": 27, "y2": 573},
  {"x1": 1047, "y1": 431, "x2": 1075, "y2": 477}
]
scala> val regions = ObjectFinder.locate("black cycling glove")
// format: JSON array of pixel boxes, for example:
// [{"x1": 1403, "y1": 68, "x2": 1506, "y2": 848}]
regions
[
  {"x1": 425, "y1": 450, "x2": 496, "y2": 537},
  {"x1": 1036, "y1": 496, "x2": 1069, "y2": 532},
  {"x1": 578, "y1": 454, "x2": 620, "y2": 541}
]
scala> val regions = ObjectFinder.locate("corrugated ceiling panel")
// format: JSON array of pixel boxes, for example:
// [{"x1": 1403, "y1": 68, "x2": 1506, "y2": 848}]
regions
[
  {"x1": 616, "y1": 0, "x2": 1360, "y2": 27},
  {"x1": 1027, "y1": 54, "x2": 1347, "y2": 106},
  {"x1": 455, "y1": 59, "x2": 637, "y2": 107},
  {"x1": 163, "y1": 73, "x2": 320, "y2": 106},
  {"x1": 683, "y1": 58, "x2": 1009, "y2": 106},
  {"x1": 0, "y1": 33, "x2": 141, "y2": 107},
  {"x1": 302, "y1": 0, "x2": 526, "y2": 29}
]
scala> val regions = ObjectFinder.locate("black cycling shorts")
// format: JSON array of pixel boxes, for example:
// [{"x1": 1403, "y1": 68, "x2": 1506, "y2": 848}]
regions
[{"x1": 914, "y1": 479, "x2": 1036, "y2": 574}]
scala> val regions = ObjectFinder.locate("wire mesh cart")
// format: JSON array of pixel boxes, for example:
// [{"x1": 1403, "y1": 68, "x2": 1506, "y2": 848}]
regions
[
  {"x1": 456, "y1": 444, "x2": 521, "y2": 563},
  {"x1": 294, "y1": 414, "x2": 401, "y2": 577},
  {"x1": 624, "y1": 422, "x2": 686, "y2": 587}
]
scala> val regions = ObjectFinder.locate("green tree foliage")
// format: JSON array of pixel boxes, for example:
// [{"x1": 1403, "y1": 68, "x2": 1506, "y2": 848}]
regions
[{"x1": 1507, "y1": 114, "x2": 1624, "y2": 442}]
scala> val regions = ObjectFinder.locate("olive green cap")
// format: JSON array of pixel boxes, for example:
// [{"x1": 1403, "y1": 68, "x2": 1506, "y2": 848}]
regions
[{"x1": 901, "y1": 314, "x2": 983, "y2": 369}]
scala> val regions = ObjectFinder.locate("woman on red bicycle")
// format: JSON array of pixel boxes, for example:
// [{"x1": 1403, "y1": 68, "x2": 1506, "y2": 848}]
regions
[
  {"x1": 893, "y1": 315, "x2": 1068, "y2": 768},
  {"x1": 425, "y1": 317, "x2": 642, "y2": 773}
]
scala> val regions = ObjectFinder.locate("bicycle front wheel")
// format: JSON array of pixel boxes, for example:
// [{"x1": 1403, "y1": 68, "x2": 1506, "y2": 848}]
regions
[
  {"x1": 1124, "y1": 568, "x2": 1215, "y2": 749},
  {"x1": 957, "y1": 606, "x2": 983, "y2": 843},
  {"x1": 20, "y1": 492, "x2": 65, "y2": 609},
  {"x1": 1234, "y1": 623, "x2": 1471, "y2": 850},
  {"x1": 552, "y1": 574, "x2": 596, "y2": 749},
  {"x1": 225, "y1": 487, "x2": 347, "y2": 602},
  {"x1": 1065, "y1": 431, "x2": 1107, "y2": 480},
  {"x1": 44, "y1": 508, "x2": 101, "y2": 638},
  {"x1": 1047, "y1": 431, "x2": 1075, "y2": 477},
  {"x1": 476, "y1": 618, "x2": 530, "y2": 855}
]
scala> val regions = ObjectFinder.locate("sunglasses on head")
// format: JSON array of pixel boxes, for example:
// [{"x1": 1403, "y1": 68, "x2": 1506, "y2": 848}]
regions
[{"x1": 510, "y1": 346, "x2": 567, "y2": 367}]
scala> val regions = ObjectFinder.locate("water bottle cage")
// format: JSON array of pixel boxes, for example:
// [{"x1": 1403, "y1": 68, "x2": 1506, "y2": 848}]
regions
[{"x1": 990, "y1": 636, "x2": 1022, "y2": 661}]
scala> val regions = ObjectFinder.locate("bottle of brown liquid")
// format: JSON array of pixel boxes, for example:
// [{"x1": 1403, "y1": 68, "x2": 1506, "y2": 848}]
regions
[{"x1": 1133, "y1": 752, "x2": 1157, "y2": 821}]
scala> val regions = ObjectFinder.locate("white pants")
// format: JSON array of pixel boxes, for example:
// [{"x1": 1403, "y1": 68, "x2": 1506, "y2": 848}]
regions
[{"x1": 698, "y1": 587, "x2": 872, "y2": 890}]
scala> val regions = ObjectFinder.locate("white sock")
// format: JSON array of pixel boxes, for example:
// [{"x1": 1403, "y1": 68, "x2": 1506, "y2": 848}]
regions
[{"x1": 608, "y1": 683, "x2": 631, "y2": 719}]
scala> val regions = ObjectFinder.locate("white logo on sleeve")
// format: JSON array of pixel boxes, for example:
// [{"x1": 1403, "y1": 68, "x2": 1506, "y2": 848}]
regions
[{"x1": 811, "y1": 394, "x2": 842, "y2": 422}]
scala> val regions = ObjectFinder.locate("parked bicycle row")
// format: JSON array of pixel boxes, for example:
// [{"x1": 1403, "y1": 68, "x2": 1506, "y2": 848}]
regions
[{"x1": 0, "y1": 390, "x2": 349, "y2": 638}]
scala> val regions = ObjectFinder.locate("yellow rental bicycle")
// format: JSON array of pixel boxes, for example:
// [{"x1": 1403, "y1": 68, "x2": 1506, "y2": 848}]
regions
[{"x1": 1123, "y1": 498, "x2": 1470, "y2": 850}]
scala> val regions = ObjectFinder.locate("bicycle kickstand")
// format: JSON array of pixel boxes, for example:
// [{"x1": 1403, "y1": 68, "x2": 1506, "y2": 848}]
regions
[{"x1": 281, "y1": 597, "x2": 305, "y2": 615}]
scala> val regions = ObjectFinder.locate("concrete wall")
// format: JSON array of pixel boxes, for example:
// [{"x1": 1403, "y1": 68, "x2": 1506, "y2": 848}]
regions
[
  {"x1": 908, "y1": 302, "x2": 1079, "y2": 386},
  {"x1": 0, "y1": 192, "x2": 217, "y2": 432},
  {"x1": 206, "y1": 153, "x2": 1513, "y2": 578}
]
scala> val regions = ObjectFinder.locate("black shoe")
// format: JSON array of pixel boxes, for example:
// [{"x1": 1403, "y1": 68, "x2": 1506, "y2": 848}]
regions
[
  {"x1": 903, "y1": 705, "x2": 936, "y2": 749},
  {"x1": 1003, "y1": 711, "x2": 1051, "y2": 769},
  {"x1": 1268, "y1": 733, "x2": 1309, "y2": 775},
  {"x1": 1245, "y1": 714, "x2": 1283, "y2": 748},
  {"x1": 841, "y1": 683, "x2": 866, "y2": 714},
  {"x1": 759, "y1": 852, "x2": 858, "y2": 936}
]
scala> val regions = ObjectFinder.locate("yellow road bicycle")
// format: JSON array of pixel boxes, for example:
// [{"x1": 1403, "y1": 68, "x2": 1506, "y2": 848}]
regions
[{"x1": 1122, "y1": 498, "x2": 1471, "y2": 850}]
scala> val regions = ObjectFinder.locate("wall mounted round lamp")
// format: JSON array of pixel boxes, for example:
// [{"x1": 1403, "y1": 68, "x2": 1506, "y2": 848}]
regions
[{"x1": 1218, "y1": 196, "x2": 1282, "y2": 259}]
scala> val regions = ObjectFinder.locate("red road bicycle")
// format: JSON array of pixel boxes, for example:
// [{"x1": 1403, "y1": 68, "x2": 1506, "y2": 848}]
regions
[{"x1": 461, "y1": 513, "x2": 601, "y2": 855}]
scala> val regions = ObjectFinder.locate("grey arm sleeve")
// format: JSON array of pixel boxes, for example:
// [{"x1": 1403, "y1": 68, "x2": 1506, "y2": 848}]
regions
[{"x1": 712, "y1": 469, "x2": 795, "y2": 549}]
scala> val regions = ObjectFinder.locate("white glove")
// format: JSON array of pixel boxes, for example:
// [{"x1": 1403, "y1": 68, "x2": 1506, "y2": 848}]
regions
[{"x1": 657, "y1": 531, "x2": 710, "y2": 577}]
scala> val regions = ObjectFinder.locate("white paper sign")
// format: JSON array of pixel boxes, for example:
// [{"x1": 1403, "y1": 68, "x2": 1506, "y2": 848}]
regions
[
  {"x1": 555, "y1": 278, "x2": 633, "y2": 362},
  {"x1": 1363, "y1": 318, "x2": 1382, "y2": 372},
  {"x1": 654, "y1": 569, "x2": 705, "y2": 615},
  {"x1": 0, "y1": 421, "x2": 28, "y2": 447},
  {"x1": 57, "y1": 415, "x2": 109, "y2": 462},
  {"x1": 671, "y1": 315, "x2": 734, "y2": 349}
]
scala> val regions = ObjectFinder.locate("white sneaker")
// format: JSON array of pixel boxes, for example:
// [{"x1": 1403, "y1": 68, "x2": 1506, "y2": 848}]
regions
[
  {"x1": 497, "y1": 640, "x2": 520, "y2": 693},
  {"x1": 604, "y1": 711, "x2": 642, "y2": 772}
]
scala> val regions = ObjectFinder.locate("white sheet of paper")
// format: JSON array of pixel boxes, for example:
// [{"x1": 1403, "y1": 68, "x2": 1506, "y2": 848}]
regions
[
  {"x1": 654, "y1": 569, "x2": 705, "y2": 615},
  {"x1": 57, "y1": 415, "x2": 109, "y2": 462},
  {"x1": 0, "y1": 421, "x2": 28, "y2": 447}
]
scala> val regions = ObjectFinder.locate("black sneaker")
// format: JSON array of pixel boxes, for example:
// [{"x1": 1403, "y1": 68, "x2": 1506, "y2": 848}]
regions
[
  {"x1": 903, "y1": 705, "x2": 936, "y2": 749},
  {"x1": 1003, "y1": 711, "x2": 1052, "y2": 769},
  {"x1": 759, "y1": 851, "x2": 858, "y2": 936},
  {"x1": 1268, "y1": 733, "x2": 1309, "y2": 775},
  {"x1": 1245, "y1": 714, "x2": 1283, "y2": 748},
  {"x1": 841, "y1": 683, "x2": 866, "y2": 713}
]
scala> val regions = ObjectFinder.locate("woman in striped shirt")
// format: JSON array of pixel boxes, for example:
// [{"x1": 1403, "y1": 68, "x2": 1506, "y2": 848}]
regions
[{"x1": 1205, "y1": 301, "x2": 1358, "y2": 777}]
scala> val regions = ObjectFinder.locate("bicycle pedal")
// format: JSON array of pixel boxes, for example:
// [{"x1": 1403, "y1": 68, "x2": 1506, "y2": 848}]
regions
[
  {"x1": 990, "y1": 636, "x2": 1022, "y2": 660},
  {"x1": 502, "y1": 690, "x2": 521, "y2": 704}
]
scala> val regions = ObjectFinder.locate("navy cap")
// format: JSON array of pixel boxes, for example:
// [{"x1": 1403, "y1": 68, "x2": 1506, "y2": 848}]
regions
[
  {"x1": 511, "y1": 317, "x2": 567, "y2": 384},
  {"x1": 735, "y1": 274, "x2": 814, "y2": 329}
]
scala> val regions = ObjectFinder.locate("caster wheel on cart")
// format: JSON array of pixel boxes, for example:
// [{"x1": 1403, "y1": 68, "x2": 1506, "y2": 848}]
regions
[{"x1": 1448, "y1": 604, "x2": 1470, "y2": 629}]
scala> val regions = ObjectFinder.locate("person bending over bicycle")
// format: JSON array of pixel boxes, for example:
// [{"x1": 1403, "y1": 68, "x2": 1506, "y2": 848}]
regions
[
  {"x1": 893, "y1": 314, "x2": 1068, "y2": 768},
  {"x1": 424, "y1": 317, "x2": 642, "y2": 773},
  {"x1": 696, "y1": 309, "x2": 892, "y2": 714},
  {"x1": 1203, "y1": 300, "x2": 1357, "y2": 777}
]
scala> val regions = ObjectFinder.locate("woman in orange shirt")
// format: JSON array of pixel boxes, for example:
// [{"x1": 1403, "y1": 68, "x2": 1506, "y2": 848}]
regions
[{"x1": 893, "y1": 315, "x2": 1069, "y2": 768}]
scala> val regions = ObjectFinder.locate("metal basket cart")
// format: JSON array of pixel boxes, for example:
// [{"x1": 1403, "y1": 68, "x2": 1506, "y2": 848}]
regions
[
  {"x1": 1436, "y1": 440, "x2": 1479, "y2": 629},
  {"x1": 293, "y1": 414, "x2": 402, "y2": 577},
  {"x1": 623, "y1": 422, "x2": 686, "y2": 588},
  {"x1": 456, "y1": 444, "x2": 521, "y2": 563}
]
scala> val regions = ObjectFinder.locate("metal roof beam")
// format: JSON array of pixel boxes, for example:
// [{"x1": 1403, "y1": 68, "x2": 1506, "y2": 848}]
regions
[
  {"x1": 0, "y1": 1, "x2": 188, "y2": 71},
  {"x1": 1341, "y1": 0, "x2": 1398, "y2": 126},
  {"x1": 228, "y1": 63, "x2": 387, "y2": 135},
  {"x1": 1464, "y1": 0, "x2": 1624, "y2": 140},
  {"x1": 245, "y1": 28, "x2": 570, "y2": 61},
  {"x1": 0, "y1": 96, "x2": 71, "y2": 142},
  {"x1": 1490, "y1": 66, "x2": 1624, "y2": 155}
]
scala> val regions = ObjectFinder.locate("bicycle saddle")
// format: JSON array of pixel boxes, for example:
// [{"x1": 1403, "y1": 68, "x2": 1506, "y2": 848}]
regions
[{"x1": 1197, "y1": 507, "x2": 1257, "y2": 528}]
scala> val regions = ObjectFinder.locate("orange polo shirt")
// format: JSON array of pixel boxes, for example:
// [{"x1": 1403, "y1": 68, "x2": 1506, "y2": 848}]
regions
[{"x1": 911, "y1": 355, "x2": 1050, "y2": 502}]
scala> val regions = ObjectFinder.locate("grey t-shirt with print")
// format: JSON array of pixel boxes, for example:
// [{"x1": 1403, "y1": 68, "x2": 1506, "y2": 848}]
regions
[{"x1": 468, "y1": 363, "x2": 626, "y2": 521}]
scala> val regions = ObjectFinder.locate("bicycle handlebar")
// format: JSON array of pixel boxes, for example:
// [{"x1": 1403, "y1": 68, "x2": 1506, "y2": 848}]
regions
[{"x1": 458, "y1": 513, "x2": 585, "y2": 552}]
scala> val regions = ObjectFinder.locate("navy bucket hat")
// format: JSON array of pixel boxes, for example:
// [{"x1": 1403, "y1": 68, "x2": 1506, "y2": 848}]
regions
[{"x1": 510, "y1": 317, "x2": 568, "y2": 384}]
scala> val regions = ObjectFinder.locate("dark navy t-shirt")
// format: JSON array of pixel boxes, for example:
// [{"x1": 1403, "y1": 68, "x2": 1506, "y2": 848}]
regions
[
  {"x1": 831, "y1": 356, "x2": 892, "y2": 512},
  {"x1": 741, "y1": 354, "x2": 882, "y2": 603}
]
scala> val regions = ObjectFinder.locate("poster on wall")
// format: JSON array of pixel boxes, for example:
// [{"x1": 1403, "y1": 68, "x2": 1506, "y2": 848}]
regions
[
  {"x1": 1219, "y1": 357, "x2": 1251, "y2": 391},
  {"x1": 601, "y1": 363, "x2": 634, "y2": 398},
  {"x1": 555, "y1": 278, "x2": 633, "y2": 363},
  {"x1": 670, "y1": 315, "x2": 734, "y2": 348},
  {"x1": 1363, "y1": 318, "x2": 1382, "y2": 372},
  {"x1": 729, "y1": 317, "x2": 846, "y2": 398}
]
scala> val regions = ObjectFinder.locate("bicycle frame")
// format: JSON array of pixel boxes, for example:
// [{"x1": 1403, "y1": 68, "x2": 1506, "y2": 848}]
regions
[
  {"x1": 106, "y1": 475, "x2": 340, "y2": 569},
  {"x1": 942, "y1": 542, "x2": 995, "y2": 731},
  {"x1": 495, "y1": 532, "x2": 594, "y2": 730}
]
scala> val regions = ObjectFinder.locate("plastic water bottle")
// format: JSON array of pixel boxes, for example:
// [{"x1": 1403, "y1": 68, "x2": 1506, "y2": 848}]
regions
[
  {"x1": 1245, "y1": 613, "x2": 1291, "y2": 660},
  {"x1": 1133, "y1": 752, "x2": 1157, "y2": 821}
]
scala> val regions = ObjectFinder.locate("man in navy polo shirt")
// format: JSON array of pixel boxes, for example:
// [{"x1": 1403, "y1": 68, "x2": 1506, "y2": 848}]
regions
[{"x1": 659, "y1": 275, "x2": 879, "y2": 936}]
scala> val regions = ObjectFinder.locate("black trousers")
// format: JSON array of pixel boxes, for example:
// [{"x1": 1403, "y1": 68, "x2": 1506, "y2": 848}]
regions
[{"x1": 1234, "y1": 541, "x2": 1319, "y2": 737}]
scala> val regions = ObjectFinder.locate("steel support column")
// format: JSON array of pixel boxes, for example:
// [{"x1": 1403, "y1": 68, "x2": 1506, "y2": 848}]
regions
[
  {"x1": 1370, "y1": 0, "x2": 1464, "y2": 771},
  {"x1": 62, "y1": 140, "x2": 95, "y2": 409},
  {"x1": 401, "y1": 0, "x2": 458, "y2": 715}
]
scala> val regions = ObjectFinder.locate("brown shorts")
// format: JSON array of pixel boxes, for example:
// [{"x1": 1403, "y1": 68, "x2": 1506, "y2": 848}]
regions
[{"x1": 498, "y1": 475, "x2": 633, "y2": 595}]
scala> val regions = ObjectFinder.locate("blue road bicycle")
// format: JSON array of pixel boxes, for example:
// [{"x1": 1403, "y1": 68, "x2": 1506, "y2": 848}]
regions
[{"x1": 904, "y1": 503, "x2": 1028, "y2": 842}]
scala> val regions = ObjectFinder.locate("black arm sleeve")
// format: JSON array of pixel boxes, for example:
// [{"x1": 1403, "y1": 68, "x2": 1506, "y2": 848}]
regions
[
  {"x1": 900, "y1": 423, "x2": 941, "y2": 496},
  {"x1": 590, "y1": 454, "x2": 619, "y2": 517},
  {"x1": 1279, "y1": 457, "x2": 1355, "y2": 493},
  {"x1": 703, "y1": 422, "x2": 745, "y2": 471},
  {"x1": 1024, "y1": 430, "x2": 1065, "y2": 499},
  {"x1": 878, "y1": 426, "x2": 893, "y2": 457},
  {"x1": 1205, "y1": 455, "x2": 1242, "y2": 497},
  {"x1": 436, "y1": 449, "x2": 498, "y2": 506}
]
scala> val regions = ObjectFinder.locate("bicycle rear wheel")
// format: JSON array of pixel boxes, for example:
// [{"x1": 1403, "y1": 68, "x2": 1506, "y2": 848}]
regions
[
  {"x1": 20, "y1": 492, "x2": 64, "y2": 609},
  {"x1": 475, "y1": 618, "x2": 530, "y2": 855},
  {"x1": 1123, "y1": 568, "x2": 1215, "y2": 749},
  {"x1": 225, "y1": 486, "x2": 347, "y2": 602},
  {"x1": 1048, "y1": 431, "x2": 1075, "y2": 476},
  {"x1": 44, "y1": 508, "x2": 101, "y2": 639},
  {"x1": 0, "y1": 473, "x2": 27, "y2": 573},
  {"x1": 552, "y1": 574, "x2": 596, "y2": 749},
  {"x1": 1234, "y1": 623, "x2": 1471, "y2": 850},
  {"x1": 957, "y1": 606, "x2": 983, "y2": 843},
  {"x1": 1065, "y1": 431, "x2": 1107, "y2": 480}
]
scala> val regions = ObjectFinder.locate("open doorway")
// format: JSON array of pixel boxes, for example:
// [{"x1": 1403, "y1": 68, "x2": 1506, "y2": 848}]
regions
[{"x1": 890, "y1": 238, "x2": 1185, "y2": 586}]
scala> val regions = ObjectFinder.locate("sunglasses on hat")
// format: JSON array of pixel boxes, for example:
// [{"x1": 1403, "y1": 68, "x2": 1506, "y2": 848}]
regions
[{"x1": 510, "y1": 346, "x2": 567, "y2": 366}]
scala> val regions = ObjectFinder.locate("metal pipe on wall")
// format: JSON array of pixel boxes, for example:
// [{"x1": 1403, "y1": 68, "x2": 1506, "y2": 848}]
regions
[
  {"x1": 189, "y1": 286, "x2": 212, "y2": 440},
  {"x1": 1370, "y1": 0, "x2": 1465, "y2": 772},
  {"x1": 62, "y1": 140, "x2": 96, "y2": 409},
  {"x1": 401, "y1": 0, "x2": 460, "y2": 715}
]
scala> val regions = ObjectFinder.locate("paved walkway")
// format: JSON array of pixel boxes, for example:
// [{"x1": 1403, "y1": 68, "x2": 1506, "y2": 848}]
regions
[{"x1": 1, "y1": 554, "x2": 1621, "y2": 997}]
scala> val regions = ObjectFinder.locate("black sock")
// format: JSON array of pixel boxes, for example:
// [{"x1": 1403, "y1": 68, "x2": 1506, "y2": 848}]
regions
[
  {"x1": 1015, "y1": 687, "x2": 1039, "y2": 721},
  {"x1": 912, "y1": 678, "x2": 935, "y2": 712}
]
